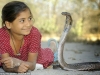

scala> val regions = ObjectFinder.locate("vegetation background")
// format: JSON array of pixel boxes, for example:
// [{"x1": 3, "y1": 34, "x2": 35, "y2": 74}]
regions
[{"x1": 0, "y1": 0, "x2": 100, "y2": 44}]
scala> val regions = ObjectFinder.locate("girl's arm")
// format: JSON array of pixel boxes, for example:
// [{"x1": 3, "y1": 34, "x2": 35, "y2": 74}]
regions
[
  {"x1": 1, "y1": 52, "x2": 38, "y2": 72},
  {"x1": 17, "y1": 52, "x2": 38, "y2": 71},
  {"x1": 1, "y1": 53, "x2": 19, "y2": 72},
  {"x1": 26, "y1": 52, "x2": 38, "y2": 70}
]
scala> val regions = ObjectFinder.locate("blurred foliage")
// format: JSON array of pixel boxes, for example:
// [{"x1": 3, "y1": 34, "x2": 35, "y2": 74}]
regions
[
  {"x1": 0, "y1": 0, "x2": 100, "y2": 43},
  {"x1": 35, "y1": 16, "x2": 58, "y2": 34},
  {"x1": 72, "y1": 18, "x2": 83, "y2": 37}
]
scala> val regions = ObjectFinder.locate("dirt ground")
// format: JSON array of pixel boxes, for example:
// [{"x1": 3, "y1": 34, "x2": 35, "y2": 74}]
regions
[{"x1": 0, "y1": 42, "x2": 100, "y2": 75}]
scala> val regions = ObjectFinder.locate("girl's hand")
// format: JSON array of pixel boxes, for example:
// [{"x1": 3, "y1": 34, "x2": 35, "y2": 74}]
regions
[
  {"x1": 1, "y1": 57, "x2": 13, "y2": 68},
  {"x1": 1, "y1": 57, "x2": 22, "y2": 68},
  {"x1": 18, "y1": 62, "x2": 30, "y2": 73}
]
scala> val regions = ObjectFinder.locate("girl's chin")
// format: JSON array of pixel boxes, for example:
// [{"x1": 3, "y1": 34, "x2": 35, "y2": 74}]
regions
[{"x1": 23, "y1": 32, "x2": 30, "y2": 35}]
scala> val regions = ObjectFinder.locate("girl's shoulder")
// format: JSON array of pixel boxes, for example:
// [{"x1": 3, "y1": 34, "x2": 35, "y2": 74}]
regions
[
  {"x1": 30, "y1": 26, "x2": 41, "y2": 36},
  {"x1": 0, "y1": 27, "x2": 8, "y2": 41},
  {"x1": 25, "y1": 26, "x2": 42, "y2": 38},
  {"x1": 0, "y1": 27, "x2": 7, "y2": 36},
  {"x1": 31, "y1": 26, "x2": 40, "y2": 32}
]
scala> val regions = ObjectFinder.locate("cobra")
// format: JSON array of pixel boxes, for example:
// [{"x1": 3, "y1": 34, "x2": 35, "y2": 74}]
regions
[{"x1": 57, "y1": 12, "x2": 100, "y2": 71}]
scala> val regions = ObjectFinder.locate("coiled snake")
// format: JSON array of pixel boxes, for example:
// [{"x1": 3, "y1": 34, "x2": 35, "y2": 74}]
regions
[{"x1": 57, "y1": 12, "x2": 100, "y2": 71}]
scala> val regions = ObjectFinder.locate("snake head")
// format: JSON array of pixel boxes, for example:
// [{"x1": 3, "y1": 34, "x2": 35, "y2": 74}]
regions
[
  {"x1": 61, "y1": 12, "x2": 72, "y2": 25},
  {"x1": 61, "y1": 12, "x2": 72, "y2": 32}
]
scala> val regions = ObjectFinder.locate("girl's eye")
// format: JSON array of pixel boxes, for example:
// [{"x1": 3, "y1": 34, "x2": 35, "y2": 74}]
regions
[
  {"x1": 28, "y1": 17, "x2": 32, "y2": 21},
  {"x1": 20, "y1": 19, "x2": 24, "y2": 23}
]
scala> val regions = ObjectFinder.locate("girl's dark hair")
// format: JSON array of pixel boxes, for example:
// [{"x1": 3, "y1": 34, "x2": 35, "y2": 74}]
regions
[{"x1": 1, "y1": 1, "x2": 31, "y2": 27}]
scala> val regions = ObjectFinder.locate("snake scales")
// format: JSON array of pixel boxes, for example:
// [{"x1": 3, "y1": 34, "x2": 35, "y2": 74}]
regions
[{"x1": 57, "y1": 12, "x2": 100, "y2": 71}]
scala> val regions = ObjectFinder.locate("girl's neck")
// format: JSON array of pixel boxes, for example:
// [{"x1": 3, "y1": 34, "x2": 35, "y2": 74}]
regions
[{"x1": 8, "y1": 30, "x2": 24, "y2": 41}]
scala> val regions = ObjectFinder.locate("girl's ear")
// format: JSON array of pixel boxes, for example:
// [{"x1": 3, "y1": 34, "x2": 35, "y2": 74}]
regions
[{"x1": 5, "y1": 21, "x2": 11, "y2": 29}]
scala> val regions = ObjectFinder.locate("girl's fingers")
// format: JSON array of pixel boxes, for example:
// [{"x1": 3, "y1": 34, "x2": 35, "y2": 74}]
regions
[
  {"x1": 18, "y1": 64, "x2": 29, "y2": 73},
  {"x1": 18, "y1": 67, "x2": 28, "y2": 73},
  {"x1": 5, "y1": 64, "x2": 11, "y2": 68},
  {"x1": 3, "y1": 60, "x2": 10, "y2": 64},
  {"x1": 1, "y1": 57, "x2": 11, "y2": 63},
  {"x1": 20, "y1": 68, "x2": 27, "y2": 73},
  {"x1": 24, "y1": 64, "x2": 30, "y2": 68},
  {"x1": 1, "y1": 58, "x2": 13, "y2": 68},
  {"x1": 2, "y1": 59, "x2": 12, "y2": 66}
]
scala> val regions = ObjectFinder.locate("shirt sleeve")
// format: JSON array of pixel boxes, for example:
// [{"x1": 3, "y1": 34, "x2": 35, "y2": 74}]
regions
[{"x1": 29, "y1": 28, "x2": 41, "y2": 53}]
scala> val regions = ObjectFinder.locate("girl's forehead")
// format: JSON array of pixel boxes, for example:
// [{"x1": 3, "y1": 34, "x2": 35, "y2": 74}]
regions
[{"x1": 16, "y1": 9, "x2": 31, "y2": 19}]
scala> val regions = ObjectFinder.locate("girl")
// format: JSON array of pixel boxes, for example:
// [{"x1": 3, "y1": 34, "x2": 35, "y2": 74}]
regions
[{"x1": 0, "y1": 1, "x2": 58, "y2": 73}]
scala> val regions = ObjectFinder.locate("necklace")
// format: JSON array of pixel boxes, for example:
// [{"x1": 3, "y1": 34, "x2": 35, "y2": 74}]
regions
[{"x1": 10, "y1": 33, "x2": 23, "y2": 56}]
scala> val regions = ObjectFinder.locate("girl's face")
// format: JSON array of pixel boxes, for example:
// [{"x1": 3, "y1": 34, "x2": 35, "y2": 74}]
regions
[{"x1": 7, "y1": 9, "x2": 33, "y2": 35}]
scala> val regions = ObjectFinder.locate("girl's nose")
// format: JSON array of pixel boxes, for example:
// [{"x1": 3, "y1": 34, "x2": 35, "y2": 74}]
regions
[{"x1": 25, "y1": 20, "x2": 30, "y2": 26}]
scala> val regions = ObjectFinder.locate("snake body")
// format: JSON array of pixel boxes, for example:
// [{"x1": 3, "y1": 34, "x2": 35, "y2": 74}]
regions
[{"x1": 58, "y1": 12, "x2": 100, "y2": 71}]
